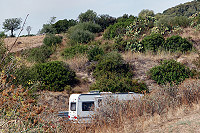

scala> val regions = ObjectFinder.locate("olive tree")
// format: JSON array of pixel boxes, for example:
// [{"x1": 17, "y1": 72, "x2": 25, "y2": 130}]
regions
[{"x1": 3, "y1": 18, "x2": 22, "y2": 37}]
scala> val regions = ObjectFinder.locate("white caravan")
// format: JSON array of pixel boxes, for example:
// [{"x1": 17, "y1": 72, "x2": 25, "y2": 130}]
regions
[{"x1": 68, "y1": 91, "x2": 143, "y2": 123}]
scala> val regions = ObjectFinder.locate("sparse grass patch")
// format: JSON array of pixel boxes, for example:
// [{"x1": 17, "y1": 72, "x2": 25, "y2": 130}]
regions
[{"x1": 65, "y1": 54, "x2": 88, "y2": 72}]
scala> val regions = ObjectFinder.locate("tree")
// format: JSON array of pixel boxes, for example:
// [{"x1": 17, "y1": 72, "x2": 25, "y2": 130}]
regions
[
  {"x1": 95, "y1": 14, "x2": 116, "y2": 30},
  {"x1": 3, "y1": 18, "x2": 22, "y2": 37},
  {"x1": 26, "y1": 26, "x2": 31, "y2": 35},
  {"x1": 78, "y1": 9, "x2": 97, "y2": 23},
  {"x1": 138, "y1": 9, "x2": 155, "y2": 19},
  {"x1": 53, "y1": 19, "x2": 77, "y2": 33},
  {"x1": 40, "y1": 17, "x2": 57, "y2": 34}
]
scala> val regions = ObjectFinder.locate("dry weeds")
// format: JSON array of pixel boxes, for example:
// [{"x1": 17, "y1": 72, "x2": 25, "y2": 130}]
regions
[
  {"x1": 65, "y1": 54, "x2": 89, "y2": 72},
  {"x1": 4, "y1": 35, "x2": 45, "y2": 53}
]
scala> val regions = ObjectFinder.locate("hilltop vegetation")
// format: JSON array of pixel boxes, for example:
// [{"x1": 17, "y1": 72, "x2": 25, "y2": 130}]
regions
[
  {"x1": 163, "y1": 0, "x2": 200, "y2": 17},
  {"x1": 1, "y1": 0, "x2": 200, "y2": 132}
]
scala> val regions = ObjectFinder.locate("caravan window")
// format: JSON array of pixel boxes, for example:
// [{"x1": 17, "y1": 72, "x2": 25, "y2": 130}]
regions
[
  {"x1": 82, "y1": 102, "x2": 94, "y2": 111},
  {"x1": 70, "y1": 102, "x2": 76, "y2": 111}
]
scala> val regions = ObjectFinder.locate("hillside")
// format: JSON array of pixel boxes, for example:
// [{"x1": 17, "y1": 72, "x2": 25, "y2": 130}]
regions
[
  {"x1": 1, "y1": 2, "x2": 200, "y2": 132},
  {"x1": 4, "y1": 35, "x2": 44, "y2": 53},
  {"x1": 163, "y1": 0, "x2": 200, "y2": 17}
]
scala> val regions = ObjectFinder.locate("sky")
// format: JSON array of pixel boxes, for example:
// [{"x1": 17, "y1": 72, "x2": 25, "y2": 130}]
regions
[{"x1": 0, "y1": 0, "x2": 193, "y2": 36}]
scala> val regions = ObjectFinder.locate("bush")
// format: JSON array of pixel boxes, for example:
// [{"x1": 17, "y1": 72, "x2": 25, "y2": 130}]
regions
[
  {"x1": 90, "y1": 74, "x2": 148, "y2": 93},
  {"x1": 69, "y1": 29, "x2": 94, "y2": 43},
  {"x1": 68, "y1": 22, "x2": 101, "y2": 33},
  {"x1": 43, "y1": 34, "x2": 63, "y2": 46},
  {"x1": 93, "y1": 52, "x2": 133, "y2": 79},
  {"x1": 163, "y1": 35, "x2": 193, "y2": 52},
  {"x1": 112, "y1": 36, "x2": 128, "y2": 52},
  {"x1": 0, "y1": 32, "x2": 7, "y2": 38},
  {"x1": 103, "y1": 22, "x2": 130, "y2": 39},
  {"x1": 34, "y1": 61, "x2": 76, "y2": 91},
  {"x1": 87, "y1": 46, "x2": 104, "y2": 61},
  {"x1": 149, "y1": 60, "x2": 193, "y2": 85},
  {"x1": 61, "y1": 44, "x2": 88, "y2": 59},
  {"x1": 12, "y1": 65, "x2": 36, "y2": 87},
  {"x1": 141, "y1": 33, "x2": 165, "y2": 52},
  {"x1": 22, "y1": 45, "x2": 53, "y2": 63}
]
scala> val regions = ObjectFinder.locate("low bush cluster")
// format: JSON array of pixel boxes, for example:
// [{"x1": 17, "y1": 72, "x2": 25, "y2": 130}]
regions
[
  {"x1": 68, "y1": 22, "x2": 101, "y2": 43},
  {"x1": 91, "y1": 52, "x2": 148, "y2": 93},
  {"x1": 33, "y1": 61, "x2": 76, "y2": 91},
  {"x1": 43, "y1": 34, "x2": 63, "y2": 47},
  {"x1": 91, "y1": 74, "x2": 148, "y2": 93},
  {"x1": 22, "y1": 45, "x2": 53, "y2": 63},
  {"x1": 87, "y1": 46, "x2": 104, "y2": 61},
  {"x1": 93, "y1": 52, "x2": 133, "y2": 79},
  {"x1": 69, "y1": 29, "x2": 94, "y2": 43},
  {"x1": 139, "y1": 34, "x2": 193, "y2": 53},
  {"x1": 141, "y1": 33, "x2": 165, "y2": 52},
  {"x1": 163, "y1": 35, "x2": 193, "y2": 52},
  {"x1": 149, "y1": 60, "x2": 194, "y2": 85},
  {"x1": 61, "y1": 44, "x2": 88, "y2": 59}
]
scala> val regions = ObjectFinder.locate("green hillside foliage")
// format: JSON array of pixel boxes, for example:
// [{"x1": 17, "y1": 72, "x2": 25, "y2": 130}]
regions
[
  {"x1": 33, "y1": 61, "x2": 76, "y2": 91},
  {"x1": 22, "y1": 45, "x2": 53, "y2": 63},
  {"x1": 103, "y1": 15, "x2": 135, "y2": 39},
  {"x1": 164, "y1": 35, "x2": 193, "y2": 52},
  {"x1": 43, "y1": 34, "x2": 63, "y2": 47},
  {"x1": 141, "y1": 33, "x2": 165, "y2": 52},
  {"x1": 163, "y1": 1, "x2": 200, "y2": 17},
  {"x1": 93, "y1": 52, "x2": 133, "y2": 79},
  {"x1": 91, "y1": 51, "x2": 148, "y2": 93},
  {"x1": 149, "y1": 60, "x2": 194, "y2": 85},
  {"x1": 53, "y1": 19, "x2": 77, "y2": 34},
  {"x1": 61, "y1": 44, "x2": 88, "y2": 59}
]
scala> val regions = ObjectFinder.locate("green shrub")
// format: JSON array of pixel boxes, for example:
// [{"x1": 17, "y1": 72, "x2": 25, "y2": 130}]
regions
[
  {"x1": 163, "y1": 35, "x2": 193, "y2": 52},
  {"x1": 69, "y1": 29, "x2": 94, "y2": 43},
  {"x1": 103, "y1": 22, "x2": 130, "y2": 39},
  {"x1": 68, "y1": 22, "x2": 101, "y2": 33},
  {"x1": 34, "y1": 61, "x2": 76, "y2": 91},
  {"x1": 87, "y1": 46, "x2": 104, "y2": 61},
  {"x1": 112, "y1": 36, "x2": 128, "y2": 52},
  {"x1": 141, "y1": 33, "x2": 165, "y2": 52},
  {"x1": 12, "y1": 65, "x2": 36, "y2": 87},
  {"x1": 90, "y1": 74, "x2": 148, "y2": 93},
  {"x1": 93, "y1": 52, "x2": 133, "y2": 79},
  {"x1": 0, "y1": 32, "x2": 6, "y2": 38},
  {"x1": 22, "y1": 45, "x2": 53, "y2": 63},
  {"x1": 43, "y1": 34, "x2": 63, "y2": 46},
  {"x1": 149, "y1": 60, "x2": 193, "y2": 85},
  {"x1": 62, "y1": 44, "x2": 88, "y2": 59}
]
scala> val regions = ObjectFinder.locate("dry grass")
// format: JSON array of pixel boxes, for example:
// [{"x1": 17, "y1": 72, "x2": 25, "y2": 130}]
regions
[
  {"x1": 4, "y1": 35, "x2": 45, "y2": 53},
  {"x1": 65, "y1": 54, "x2": 89, "y2": 72},
  {"x1": 90, "y1": 78, "x2": 200, "y2": 133}
]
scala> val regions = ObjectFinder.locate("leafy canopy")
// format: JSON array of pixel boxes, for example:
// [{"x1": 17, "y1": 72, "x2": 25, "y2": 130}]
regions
[{"x1": 3, "y1": 18, "x2": 22, "y2": 37}]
